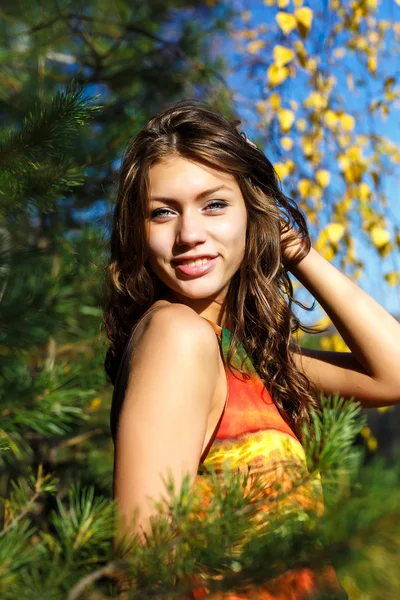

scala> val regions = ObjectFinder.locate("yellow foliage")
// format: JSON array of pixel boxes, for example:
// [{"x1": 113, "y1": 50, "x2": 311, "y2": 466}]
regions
[
  {"x1": 276, "y1": 11, "x2": 297, "y2": 36},
  {"x1": 241, "y1": 10, "x2": 251, "y2": 21},
  {"x1": 377, "y1": 406, "x2": 393, "y2": 413},
  {"x1": 367, "y1": 436, "x2": 378, "y2": 452},
  {"x1": 361, "y1": 426, "x2": 371, "y2": 439},
  {"x1": 304, "y1": 92, "x2": 327, "y2": 111},
  {"x1": 278, "y1": 108, "x2": 295, "y2": 132},
  {"x1": 319, "y1": 334, "x2": 350, "y2": 352},
  {"x1": 326, "y1": 223, "x2": 345, "y2": 244},
  {"x1": 315, "y1": 169, "x2": 331, "y2": 188},
  {"x1": 302, "y1": 137, "x2": 314, "y2": 157},
  {"x1": 274, "y1": 162, "x2": 290, "y2": 180},
  {"x1": 370, "y1": 226, "x2": 390, "y2": 249},
  {"x1": 296, "y1": 118, "x2": 307, "y2": 132},
  {"x1": 281, "y1": 136, "x2": 294, "y2": 151},
  {"x1": 385, "y1": 271, "x2": 399, "y2": 286},
  {"x1": 248, "y1": 40, "x2": 267, "y2": 55},
  {"x1": 269, "y1": 91, "x2": 281, "y2": 110},
  {"x1": 340, "y1": 113, "x2": 355, "y2": 131},
  {"x1": 278, "y1": 0, "x2": 290, "y2": 7},
  {"x1": 357, "y1": 182, "x2": 371, "y2": 202},
  {"x1": 89, "y1": 397, "x2": 102, "y2": 411},
  {"x1": 273, "y1": 45, "x2": 295, "y2": 67},
  {"x1": 298, "y1": 178, "x2": 312, "y2": 197},
  {"x1": 268, "y1": 64, "x2": 289, "y2": 87},
  {"x1": 347, "y1": 145, "x2": 362, "y2": 161},
  {"x1": 295, "y1": 7, "x2": 313, "y2": 38},
  {"x1": 368, "y1": 55, "x2": 377, "y2": 74},
  {"x1": 290, "y1": 100, "x2": 298, "y2": 110},
  {"x1": 306, "y1": 57, "x2": 318, "y2": 73},
  {"x1": 294, "y1": 40, "x2": 307, "y2": 67},
  {"x1": 324, "y1": 109, "x2": 338, "y2": 128}
]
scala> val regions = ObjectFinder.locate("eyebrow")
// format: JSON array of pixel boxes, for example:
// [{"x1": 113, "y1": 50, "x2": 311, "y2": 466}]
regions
[{"x1": 150, "y1": 184, "x2": 233, "y2": 203}]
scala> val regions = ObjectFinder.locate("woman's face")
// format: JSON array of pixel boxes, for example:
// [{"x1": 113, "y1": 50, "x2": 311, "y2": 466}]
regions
[{"x1": 145, "y1": 155, "x2": 247, "y2": 306}]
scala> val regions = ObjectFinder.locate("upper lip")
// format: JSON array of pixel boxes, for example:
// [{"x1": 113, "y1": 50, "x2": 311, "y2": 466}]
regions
[{"x1": 172, "y1": 254, "x2": 217, "y2": 263}]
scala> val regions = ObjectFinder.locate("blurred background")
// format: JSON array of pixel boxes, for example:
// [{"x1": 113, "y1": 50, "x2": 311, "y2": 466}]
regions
[{"x1": 0, "y1": 0, "x2": 399, "y2": 598}]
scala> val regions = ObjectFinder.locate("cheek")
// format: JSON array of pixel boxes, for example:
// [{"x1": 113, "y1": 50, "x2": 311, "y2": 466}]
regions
[{"x1": 147, "y1": 227, "x2": 170, "y2": 261}]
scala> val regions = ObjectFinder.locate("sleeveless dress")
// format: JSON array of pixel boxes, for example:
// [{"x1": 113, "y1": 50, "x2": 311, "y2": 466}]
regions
[{"x1": 110, "y1": 307, "x2": 348, "y2": 600}]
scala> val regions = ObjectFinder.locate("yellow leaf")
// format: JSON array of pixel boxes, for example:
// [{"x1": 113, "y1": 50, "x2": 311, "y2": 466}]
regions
[
  {"x1": 294, "y1": 40, "x2": 307, "y2": 67},
  {"x1": 332, "y1": 334, "x2": 350, "y2": 352},
  {"x1": 326, "y1": 223, "x2": 345, "y2": 244},
  {"x1": 241, "y1": 10, "x2": 251, "y2": 21},
  {"x1": 273, "y1": 45, "x2": 295, "y2": 67},
  {"x1": 295, "y1": 6, "x2": 313, "y2": 38},
  {"x1": 306, "y1": 57, "x2": 317, "y2": 73},
  {"x1": 89, "y1": 397, "x2": 102, "y2": 411},
  {"x1": 377, "y1": 406, "x2": 392, "y2": 413},
  {"x1": 370, "y1": 226, "x2": 390, "y2": 249},
  {"x1": 368, "y1": 55, "x2": 377, "y2": 74},
  {"x1": 321, "y1": 246, "x2": 335, "y2": 261},
  {"x1": 340, "y1": 113, "x2": 355, "y2": 131},
  {"x1": 302, "y1": 137, "x2": 313, "y2": 157},
  {"x1": 270, "y1": 91, "x2": 281, "y2": 110},
  {"x1": 276, "y1": 11, "x2": 297, "y2": 36},
  {"x1": 298, "y1": 178, "x2": 312, "y2": 197},
  {"x1": 357, "y1": 182, "x2": 371, "y2": 202},
  {"x1": 361, "y1": 426, "x2": 371, "y2": 439},
  {"x1": 248, "y1": 40, "x2": 267, "y2": 55},
  {"x1": 268, "y1": 64, "x2": 289, "y2": 87},
  {"x1": 290, "y1": 100, "x2": 298, "y2": 110},
  {"x1": 367, "y1": 436, "x2": 378, "y2": 452},
  {"x1": 274, "y1": 162, "x2": 290, "y2": 179},
  {"x1": 278, "y1": 108, "x2": 295, "y2": 132},
  {"x1": 304, "y1": 92, "x2": 327, "y2": 111},
  {"x1": 324, "y1": 109, "x2": 338, "y2": 128},
  {"x1": 278, "y1": 0, "x2": 290, "y2": 7},
  {"x1": 384, "y1": 271, "x2": 399, "y2": 286},
  {"x1": 315, "y1": 170, "x2": 330, "y2": 188},
  {"x1": 281, "y1": 136, "x2": 293, "y2": 151}
]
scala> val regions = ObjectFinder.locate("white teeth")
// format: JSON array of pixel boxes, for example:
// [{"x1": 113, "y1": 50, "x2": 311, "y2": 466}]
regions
[{"x1": 180, "y1": 257, "x2": 210, "y2": 266}]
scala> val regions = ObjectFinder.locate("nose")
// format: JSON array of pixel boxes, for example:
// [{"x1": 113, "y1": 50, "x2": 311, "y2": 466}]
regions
[{"x1": 175, "y1": 211, "x2": 207, "y2": 246}]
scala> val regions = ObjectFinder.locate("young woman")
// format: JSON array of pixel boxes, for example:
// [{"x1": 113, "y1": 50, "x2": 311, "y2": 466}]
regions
[{"x1": 104, "y1": 99, "x2": 400, "y2": 598}]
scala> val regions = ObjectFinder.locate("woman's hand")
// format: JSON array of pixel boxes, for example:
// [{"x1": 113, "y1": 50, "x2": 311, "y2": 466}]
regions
[{"x1": 280, "y1": 223, "x2": 311, "y2": 270}]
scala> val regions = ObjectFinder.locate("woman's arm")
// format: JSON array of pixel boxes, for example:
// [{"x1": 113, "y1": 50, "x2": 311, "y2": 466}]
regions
[
  {"x1": 113, "y1": 304, "x2": 220, "y2": 546},
  {"x1": 288, "y1": 246, "x2": 400, "y2": 408}
]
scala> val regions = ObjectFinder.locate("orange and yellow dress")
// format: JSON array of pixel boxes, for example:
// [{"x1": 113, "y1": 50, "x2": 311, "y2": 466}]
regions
[{"x1": 189, "y1": 318, "x2": 348, "y2": 599}]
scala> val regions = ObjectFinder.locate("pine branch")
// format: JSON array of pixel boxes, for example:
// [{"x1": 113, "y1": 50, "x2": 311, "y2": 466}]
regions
[{"x1": 0, "y1": 82, "x2": 101, "y2": 171}]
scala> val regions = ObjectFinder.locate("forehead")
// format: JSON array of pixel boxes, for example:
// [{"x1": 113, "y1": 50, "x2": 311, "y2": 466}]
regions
[{"x1": 148, "y1": 156, "x2": 239, "y2": 199}]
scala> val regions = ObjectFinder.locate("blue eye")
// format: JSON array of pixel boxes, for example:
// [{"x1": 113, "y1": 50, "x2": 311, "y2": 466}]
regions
[{"x1": 150, "y1": 200, "x2": 228, "y2": 220}]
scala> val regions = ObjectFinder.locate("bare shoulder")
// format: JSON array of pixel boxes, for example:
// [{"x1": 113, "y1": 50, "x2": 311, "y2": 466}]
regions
[{"x1": 133, "y1": 302, "x2": 219, "y2": 360}]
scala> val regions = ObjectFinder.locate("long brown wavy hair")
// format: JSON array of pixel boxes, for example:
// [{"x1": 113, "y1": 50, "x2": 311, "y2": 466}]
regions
[{"x1": 103, "y1": 99, "x2": 324, "y2": 442}]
